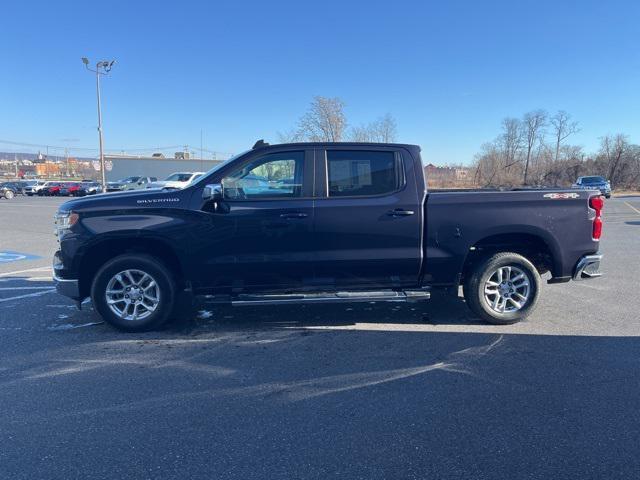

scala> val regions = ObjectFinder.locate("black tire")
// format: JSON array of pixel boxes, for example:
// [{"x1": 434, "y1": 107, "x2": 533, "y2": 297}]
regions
[
  {"x1": 605, "y1": 194, "x2": 611, "y2": 199},
  {"x1": 4, "y1": 190, "x2": 14, "y2": 199},
  {"x1": 463, "y1": 252, "x2": 540, "y2": 325},
  {"x1": 91, "y1": 254, "x2": 176, "y2": 332}
]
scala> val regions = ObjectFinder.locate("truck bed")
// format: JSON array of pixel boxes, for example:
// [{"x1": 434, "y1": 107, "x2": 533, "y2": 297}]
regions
[{"x1": 423, "y1": 188, "x2": 600, "y2": 286}]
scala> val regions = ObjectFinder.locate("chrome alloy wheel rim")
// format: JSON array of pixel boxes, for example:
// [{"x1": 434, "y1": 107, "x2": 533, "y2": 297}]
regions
[
  {"x1": 105, "y1": 269, "x2": 160, "y2": 321},
  {"x1": 483, "y1": 266, "x2": 531, "y2": 314}
]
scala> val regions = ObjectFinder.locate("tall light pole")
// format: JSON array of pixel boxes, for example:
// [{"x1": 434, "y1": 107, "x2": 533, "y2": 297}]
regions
[{"x1": 82, "y1": 57, "x2": 115, "y2": 188}]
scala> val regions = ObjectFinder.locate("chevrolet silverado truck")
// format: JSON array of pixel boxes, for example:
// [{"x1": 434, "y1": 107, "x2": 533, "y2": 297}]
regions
[{"x1": 53, "y1": 141, "x2": 604, "y2": 331}]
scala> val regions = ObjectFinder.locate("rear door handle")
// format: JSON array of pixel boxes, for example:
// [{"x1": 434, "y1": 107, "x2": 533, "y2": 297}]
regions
[
  {"x1": 387, "y1": 209, "x2": 415, "y2": 217},
  {"x1": 280, "y1": 212, "x2": 308, "y2": 219}
]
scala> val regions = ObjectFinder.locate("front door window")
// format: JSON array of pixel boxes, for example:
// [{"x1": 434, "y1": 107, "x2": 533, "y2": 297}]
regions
[{"x1": 222, "y1": 152, "x2": 304, "y2": 200}]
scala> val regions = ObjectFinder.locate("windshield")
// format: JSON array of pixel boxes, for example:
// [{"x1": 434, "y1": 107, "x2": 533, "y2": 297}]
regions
[
  {"x1": 582, "y1": 176, "x2": 606, "y2": 184},
  {"x1": 165, "y1": 173, "x2": 195, "y2": 182},
  {"x1": 118, "y1": 176, "x2": 140, "y2": 183},
  {"x1": 190, "y1": 151, "x2": 250, "y2": 187}
]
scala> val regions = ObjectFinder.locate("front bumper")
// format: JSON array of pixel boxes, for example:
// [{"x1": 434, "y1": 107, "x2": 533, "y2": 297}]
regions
[
  {"x1": 53, "y1": 270, "x2": 80, "y2": 299},
  {"x1": 573, "y1": 254, "x2": 603, "y2": 281},
  {"x1": 53, "y1": 251, "x2": 80, "y2": 299}
]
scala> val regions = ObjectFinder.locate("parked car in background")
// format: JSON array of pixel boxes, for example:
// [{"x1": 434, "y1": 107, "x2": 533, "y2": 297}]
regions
[
  {"x1": 106, "y1": 176, "x2": 157, "y2": 192},
  {"x1": 39, "y1": 182, "x2": 67, "y2": 196},
  {"x1": 73, "y1": 182, "x2": 103, "y2": 196},
  {"x1": 147, "y1": 172, "x2": 204, "y2": 190},
  {"x1": 59, "y1": 183, "x2": 83, "y2": 196},
  {"x1": 0, "y1": 183, "x2": 17, "y2": 199},
  {"x1": 24, "y1": 181, "x2": 48, "y2": 196},
  {"x1": 573, "y1": 176, "x2": 611, "y2": 198},
  {"x1": 18, "y1": 180, "x2": 38, "y2": 194},
  {"x1": 0, "y1": 181, "x2": 22, "y2": 196}
]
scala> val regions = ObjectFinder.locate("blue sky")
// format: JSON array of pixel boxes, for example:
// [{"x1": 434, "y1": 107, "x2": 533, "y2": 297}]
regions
[{"x1": 1, "y1": 0, "x2": 638, "y2": 164}]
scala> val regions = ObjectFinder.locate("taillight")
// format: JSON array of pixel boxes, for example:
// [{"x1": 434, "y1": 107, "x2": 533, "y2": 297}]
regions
[{"x1": 589, "y1": 195, "x2": 604, "y2": 240}]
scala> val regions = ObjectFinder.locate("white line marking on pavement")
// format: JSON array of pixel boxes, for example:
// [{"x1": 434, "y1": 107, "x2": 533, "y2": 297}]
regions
[
  {"x1": 48, "y1": 321, "x2": 104, "y2": 331},
  {"x1": 0, "y1": 289, "x2": 56, "y2": 304},
  {"x1": 0, "y1": 203, "x2": 56, "y2": 208},
  {"x1": 0, "y1": 276, "x2": 52, "y2": 284},
  {"x1": 624, "y1": 201, "x2": 640, "y2": 215},
  {"x1": 0, "y1": 286, "x2": 56, "y2": 291},
  {"x1": 0, "y1": 266, "x2": 52, "y2": 278}
]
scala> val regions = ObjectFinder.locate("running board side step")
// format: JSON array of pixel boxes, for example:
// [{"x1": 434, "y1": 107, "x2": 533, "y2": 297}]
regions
[{"x1": 225, "y1": 289, "x2": 430, "y2": 306}]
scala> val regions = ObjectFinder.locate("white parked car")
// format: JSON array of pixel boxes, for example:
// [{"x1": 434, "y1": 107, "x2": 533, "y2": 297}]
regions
[
  {"x1": 24, "y1": 181, "x2": 52, "y2": 196},
  {"x1": 147, "y1": 172, "x2": 205, "y2": 190}
]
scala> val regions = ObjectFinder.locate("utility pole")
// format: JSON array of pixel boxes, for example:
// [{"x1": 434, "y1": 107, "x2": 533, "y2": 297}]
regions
[
  {"x1": 82, "y1": 57, "x2": 115, "y2": 189},
  {"x1": 200, "y1": 130, "x2": 204, "y2": 170}
]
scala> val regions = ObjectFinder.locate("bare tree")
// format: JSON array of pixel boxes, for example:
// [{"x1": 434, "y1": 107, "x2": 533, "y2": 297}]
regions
[
  {"x1": 297, "y1": 96, "x2": 347, "y2": 142},
  {"x1": 349, "y1": 114, "x2": 398, "y2": 143},
  {"x1": 500, "y1": 117, "x2": 524, "y2": 170},
  {"x1": 350, "y1": 124, "x2": 374, "y2": 142},
  {"x1": 372, "y1": 114, "x2": 398, "y2": 142},
  {"x1": 472, "y1": 109, "x2": 640, "y2": 191},
  {"x1": 550, "y1": 111, "x2": 579, "y2": 162},
  {"x1": 599, "y1": 134, "x2": 628, "y2": 183},
  {"x1": 522, "y1": 110, "x2": 547, "y2": 184},
  {"x1": 276, "y1": 128, "x2": 303, "y2": 143}
]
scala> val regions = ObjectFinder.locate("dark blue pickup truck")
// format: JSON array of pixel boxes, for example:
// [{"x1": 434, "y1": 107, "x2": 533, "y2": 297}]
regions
[{"x1": 53, "y1": 141, "x2": 604, "y2": 331}]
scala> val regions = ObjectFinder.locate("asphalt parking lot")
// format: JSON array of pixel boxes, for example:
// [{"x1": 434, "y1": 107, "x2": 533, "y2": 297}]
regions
[{"x1": 1, "y1": 195, "x2": 640, "y2": 479}]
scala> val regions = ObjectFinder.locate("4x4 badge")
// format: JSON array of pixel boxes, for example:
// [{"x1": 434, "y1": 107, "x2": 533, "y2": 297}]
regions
[{"x1": 543, "y1": 193, "x2": 580, "y2": 199}]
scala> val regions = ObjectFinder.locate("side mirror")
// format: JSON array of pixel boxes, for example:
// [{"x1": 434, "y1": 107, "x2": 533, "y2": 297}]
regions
[{"x1": 203, "y1": 183, "x2": 223, "y2": 201}]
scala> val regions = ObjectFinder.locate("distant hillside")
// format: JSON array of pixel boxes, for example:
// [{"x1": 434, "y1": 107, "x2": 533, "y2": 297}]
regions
[{"x1": 0, "y1": 151, "x2": 95, "y2": 162}]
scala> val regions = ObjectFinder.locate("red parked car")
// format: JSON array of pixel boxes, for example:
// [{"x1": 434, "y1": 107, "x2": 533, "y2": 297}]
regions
[
  {"x1": 39, "y1": 182, "x2": 65, "y2": 196},
  {"x1": 59, "y1": 183, "x2": 82, "y2": 196}
]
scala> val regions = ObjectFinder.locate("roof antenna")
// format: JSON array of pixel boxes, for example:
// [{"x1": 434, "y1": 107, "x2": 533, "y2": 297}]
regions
[{"x1": 253, "y1": 139, "x2": 269, "y2": 149}]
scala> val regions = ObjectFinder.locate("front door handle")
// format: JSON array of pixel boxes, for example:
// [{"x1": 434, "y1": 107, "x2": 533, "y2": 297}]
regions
[
  {"x1": 387, "y1": 209, "x2": 415, "y2": 217},
  {"x1": 280, "y1": 212, "x2": 308, "y2": 219}
]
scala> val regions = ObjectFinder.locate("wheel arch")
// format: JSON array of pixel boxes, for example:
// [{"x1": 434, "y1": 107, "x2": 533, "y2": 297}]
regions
[
  {"x1": 78, "y1": 236, "x2": 185, "y2": 299},
  {"x1": 460, "y1": 230, "x2": 560, "y2": 284}
]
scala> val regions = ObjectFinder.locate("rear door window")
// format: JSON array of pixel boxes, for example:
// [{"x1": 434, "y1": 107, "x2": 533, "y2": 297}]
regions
[{"x1": 326, "y1": 150, "x2": 402, "y2": 197}]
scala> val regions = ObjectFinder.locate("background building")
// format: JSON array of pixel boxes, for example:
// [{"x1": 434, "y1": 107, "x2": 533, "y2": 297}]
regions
[{"x1": 104, "y1": 153, "x2": 225, "y2": 182}]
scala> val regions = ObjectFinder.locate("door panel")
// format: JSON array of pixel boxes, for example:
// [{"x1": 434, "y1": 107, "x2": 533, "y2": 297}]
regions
[
  {"x1": 196, "y1": 149, "x2": 315, "y2": 292},
  {"x1": 207, "y1": 199, "x2": 315, "y2": 290},
  {"x1": 312, "y1": 148, "x2": 422, "y2": 289}
]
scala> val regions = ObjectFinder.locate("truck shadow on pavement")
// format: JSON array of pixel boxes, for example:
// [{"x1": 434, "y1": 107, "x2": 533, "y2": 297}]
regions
[{"x1": 170, "y1": 292, "x2": 482, "y2": 334}]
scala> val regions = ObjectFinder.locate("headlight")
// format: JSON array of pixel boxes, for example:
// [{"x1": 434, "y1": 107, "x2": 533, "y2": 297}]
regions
[{"x1": 54, "y1": 211, "x2": 79, "y2": 240}]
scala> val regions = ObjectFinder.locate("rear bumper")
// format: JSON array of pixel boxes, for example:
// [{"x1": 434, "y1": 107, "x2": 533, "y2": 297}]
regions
[{"x1": 573, "y1": 254, "x2": 603, "y2": 281}]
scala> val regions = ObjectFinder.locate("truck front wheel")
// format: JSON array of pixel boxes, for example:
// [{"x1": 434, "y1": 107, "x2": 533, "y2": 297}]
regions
[
  {"x1": 463, "y1": 252, "x2": 540, "y2": 325},
  {"x1": 91, "y1": 254, "x2": 176, "y2": 332}
]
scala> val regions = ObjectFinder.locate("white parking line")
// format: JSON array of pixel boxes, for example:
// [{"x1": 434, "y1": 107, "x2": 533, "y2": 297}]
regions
[
  {"x1": 0, "y1": 289, "x2": 56, "y2": 304},
  {"x1": 0, "y1": 266, "x2": 52, "y2": 278},
  {"x1": 625, "y1": 201, "x2": 640, "y2": 215},
  {"x1": 0, "y1": 286, "x2": 55, "y2": 291},
  {"x1": 0, "y1": 277, "x2": 52, "y2": 284}
]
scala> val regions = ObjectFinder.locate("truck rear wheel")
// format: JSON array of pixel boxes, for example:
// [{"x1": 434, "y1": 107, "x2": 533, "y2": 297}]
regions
[
  {"x1": 463, "y1": 252, "x2": 540, "y2": 325},
  {"x1": 91, "y1": 254, "x2": 176, "y2": 332}
]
